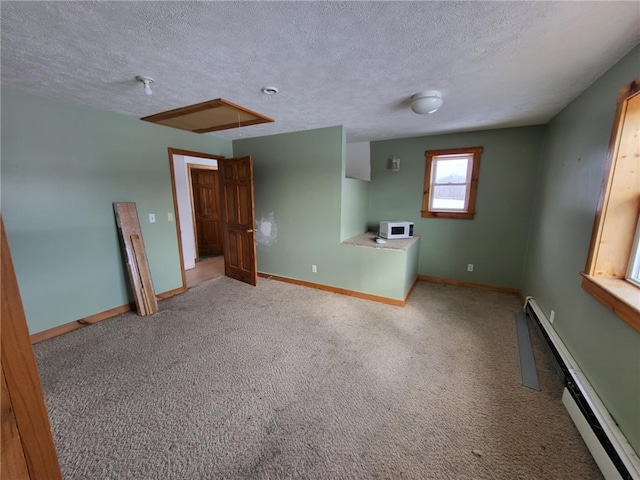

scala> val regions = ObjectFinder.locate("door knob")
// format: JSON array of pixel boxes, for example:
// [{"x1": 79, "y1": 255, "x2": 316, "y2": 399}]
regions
[{"x1": 247, "y1": 228, "x2": 254, "y2": 233}]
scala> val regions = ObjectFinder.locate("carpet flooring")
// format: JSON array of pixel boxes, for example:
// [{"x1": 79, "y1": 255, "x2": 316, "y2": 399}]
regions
[{"x1": 34, "y1": 277, "x2": 602, "y2": 479}]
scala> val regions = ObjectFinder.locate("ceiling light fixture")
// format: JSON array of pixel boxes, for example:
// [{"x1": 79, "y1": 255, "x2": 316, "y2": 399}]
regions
[
  {"x1": 136, "y1": 75, "x2": 154, "y2": 96},
  {"x1": 410, "y1": 90, "x2": 443, "y2": 114},
  {"x1": 262, "y1": 86, "x2": 279, "y2": 96}
]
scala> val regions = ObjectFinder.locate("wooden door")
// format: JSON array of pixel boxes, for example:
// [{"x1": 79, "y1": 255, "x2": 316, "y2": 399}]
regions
[
  {"x1": 190, "y1": 168, "x2": 223, "y2": 257},
  {"x1": 1, "y1": 217, "x2": 62, "y2": 479},
  {"x1": 219, "y1": 156, "x2": 257, "y2": 286}
]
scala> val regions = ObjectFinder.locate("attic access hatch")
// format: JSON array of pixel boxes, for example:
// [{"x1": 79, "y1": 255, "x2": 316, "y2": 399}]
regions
[{"x1": 140, "y1": 98, "x2": 273, "y2": 134}]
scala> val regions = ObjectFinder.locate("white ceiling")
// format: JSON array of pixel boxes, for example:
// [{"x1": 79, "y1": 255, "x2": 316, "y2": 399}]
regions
[{"x1": 2, "y1": 1, "x2": 639, "y2": 143}]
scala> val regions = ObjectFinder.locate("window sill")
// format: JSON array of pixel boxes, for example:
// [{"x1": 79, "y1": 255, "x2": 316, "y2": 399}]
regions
[
  {"x1": 581, "y1": 274, "x2": 640, "y2": 333},
  {"x1": 421, "y1": 211, "x2": 475, "y2": 220}
]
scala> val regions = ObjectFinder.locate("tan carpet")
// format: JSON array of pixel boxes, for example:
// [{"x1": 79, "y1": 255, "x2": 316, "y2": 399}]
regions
[{"x1": 34, "y1": 277, "x2": 602, "y2": 479}]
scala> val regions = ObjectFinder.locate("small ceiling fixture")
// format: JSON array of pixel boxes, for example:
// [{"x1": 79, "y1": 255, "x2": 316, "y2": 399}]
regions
[
  {"x1": 410, "y1": 90, "x2": 443, "y2": 114},
  {"x1": 135, "y1": 75, "x2": 154, "y2": 96},
  {"x1": 262, "y1": 86, "x2": 279, "y2": 96}
]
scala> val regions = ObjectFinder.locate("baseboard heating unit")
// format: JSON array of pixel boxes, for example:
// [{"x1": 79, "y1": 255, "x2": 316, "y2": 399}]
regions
[{"x1": 524, "y1": 297, "x2": 640, "y2": 480}]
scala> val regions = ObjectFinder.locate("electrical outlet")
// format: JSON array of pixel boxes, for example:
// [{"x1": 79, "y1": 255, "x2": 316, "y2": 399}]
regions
[
  {"x1": 550, "y1": 310, "x2": 555, "y2": 324},
  {"x1": 467, "y1": 264, "x2": 474, "y2": 272},
  {"x1": 149, "y1": 213, "x2": 156, "y2": 223},
  {"x1": 167, "y1": 212, "x2": 174, "y2": 221},
  {"x1": 312, "y1": 264, "x2": 317, "y2": 273}
]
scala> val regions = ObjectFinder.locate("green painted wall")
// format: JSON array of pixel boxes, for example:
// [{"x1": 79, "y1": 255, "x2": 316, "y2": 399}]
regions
[
  {"x1": 369, "y1": 126, "x2": 545, "y2": 289},
  {"x1": 1, "y1": 88, "x2": 233, "y2": 334},
  {"x1": 234, "y1": 126, "x2": 415, "y2": 301},
  {"x1": 340, "y1": 177, "x2": 370, "y2": 241},
  {"x1": 234, "y1": 127, "x2": 345, "y2": 280},
  {"x1": 522, "y1": 44, "x2": 640, "y2": 454}
]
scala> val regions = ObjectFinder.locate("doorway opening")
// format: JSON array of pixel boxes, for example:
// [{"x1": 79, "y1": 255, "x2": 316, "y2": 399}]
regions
[
  {"x1": 168, "y1": 148, "x2": 258, "y2": 290},
  {"x1": 168, "y1": 148, "x2": 225, "y2": 288}
]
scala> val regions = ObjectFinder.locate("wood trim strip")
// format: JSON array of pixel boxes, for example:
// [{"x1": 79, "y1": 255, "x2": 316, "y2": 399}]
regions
[
  {"x1": 1, "y1": 218, "x2": 62, "y2": 478},
  {"x1": 78, "y1": 304, "x2": 133, "y2": 325},
  {"x1": 30, "y1": 286, "x2": 185, "y2": 344},
  {"x1": 425, "y1": 147, "x2": 484, "y2": 157},
  {"x1": 31, "y1": 304, "x2": 134, "y2": 344},
  {"x1": 517, "y1": 290, "x2": 527, "y2": 307},
  {"x1": 616, "y1": 77, "x2": 640, "y2": 103},
  {"x1": 187, "y1": 164, "x2": 200, "y2": 263},
  {"x1": 422, "y1": 151, "x2": 433, "y2": 215},
  {"x1": 156, "y1": 287, "x2": 185, "y2": 300},
  {"x1": 420, "y1": 211, "x2": 475, "y2": 220},
  {"x1": 258, "y1": 272, "x2": 409, "y2": 307},
  {"x1": 465, "y1": 148, "x2": 483, "y2": 219},
  {"x1": 404, "y1": 276, "x2": 419, "y2": 303},
  {"x1": 1, "y1": 366, "x2": 30, "y2": 479},
  {"x1": 168, "y1": 150, "x2": 189, "y2": 292},
  {"x1": 581, "y1": 275, "x2": 640, "y2": 333},
  {"x1": 29, "y1": 320, "x2": 86, "y2": 344},
  {"x1": 186, "y1": 164, "x2": 219, "y2": 171},
  {"x1": 168, "y1": 148, "x2": 225, "y2": 161},
  {"x1": 417, "y1": 274, "x2": 522, "y2": 297}
]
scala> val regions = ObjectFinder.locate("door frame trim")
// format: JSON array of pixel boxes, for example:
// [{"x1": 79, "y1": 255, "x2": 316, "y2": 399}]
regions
[{"x1": 167, "y1": 148, "x2": 225, "y2": 291}]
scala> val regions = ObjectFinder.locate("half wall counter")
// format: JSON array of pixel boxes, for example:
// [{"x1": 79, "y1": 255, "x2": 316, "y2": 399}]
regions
[{"x1": 341, "y1": 232, "x2": 420, "y2": 305}]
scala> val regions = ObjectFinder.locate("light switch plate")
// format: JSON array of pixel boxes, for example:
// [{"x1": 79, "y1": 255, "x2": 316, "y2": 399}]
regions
[{"x1": 149, "y1": 213, "x2": 156, "y2": 223}]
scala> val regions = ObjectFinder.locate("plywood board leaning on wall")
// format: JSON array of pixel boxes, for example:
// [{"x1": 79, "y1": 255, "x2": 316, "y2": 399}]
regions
[
  {"x1": 113, "y1": 202, "x2": 158, "y2": 315},
  {"x1": 131, "y1": 234, "x2": 158, "y2": 314}
]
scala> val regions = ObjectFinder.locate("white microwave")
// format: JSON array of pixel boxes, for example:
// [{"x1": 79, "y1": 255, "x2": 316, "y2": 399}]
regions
[{"x1": 379, "y1": 221, "x2": 414, "y2": 239}]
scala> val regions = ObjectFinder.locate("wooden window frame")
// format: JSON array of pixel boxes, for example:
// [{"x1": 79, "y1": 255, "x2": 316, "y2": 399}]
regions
[
  {"x1": 581, "y1": 77, "x2": 640, "y2": 333},
  {"x1": 421, "y1": 147, "x2": 483, "y2": 219}
]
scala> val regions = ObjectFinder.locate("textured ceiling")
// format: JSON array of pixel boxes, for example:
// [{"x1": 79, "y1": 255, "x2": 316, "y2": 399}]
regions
[{"x1": 2, "y1": 1, "x2": 639, "y2": 142}]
